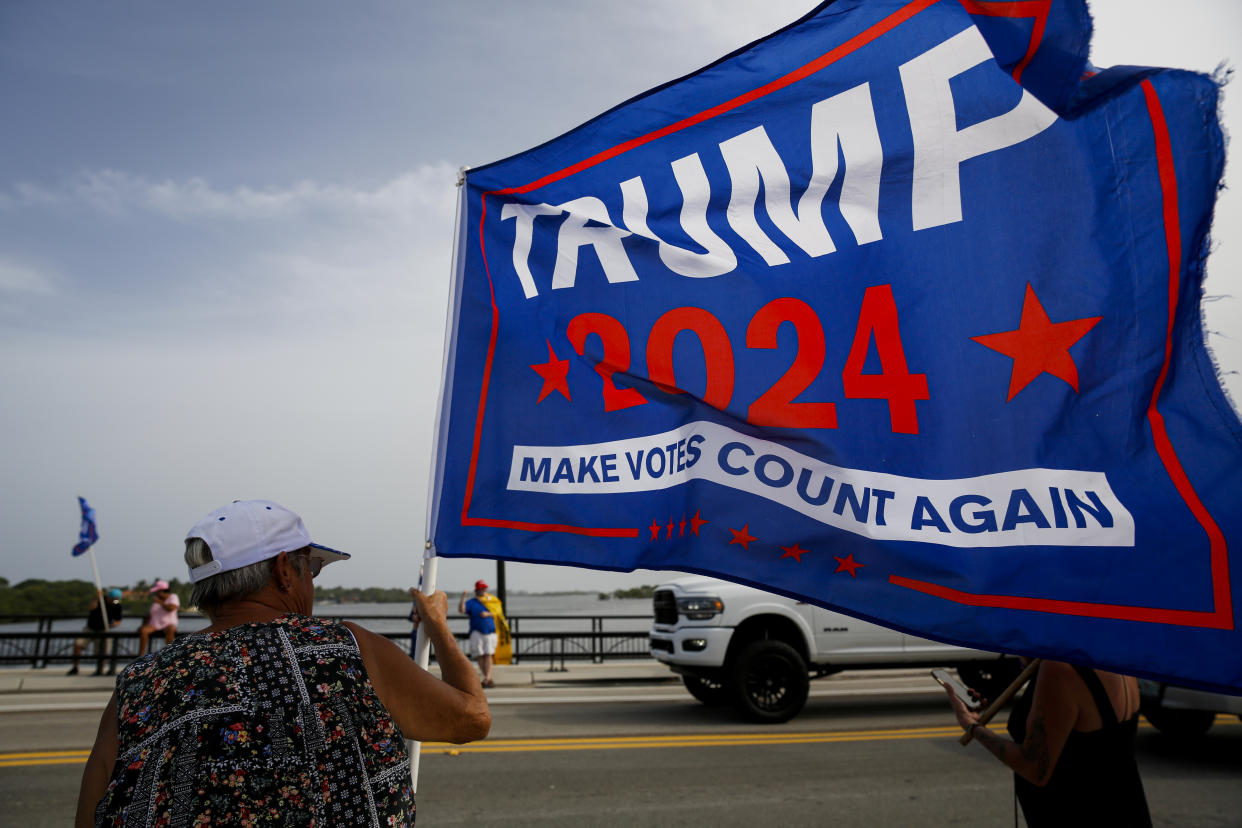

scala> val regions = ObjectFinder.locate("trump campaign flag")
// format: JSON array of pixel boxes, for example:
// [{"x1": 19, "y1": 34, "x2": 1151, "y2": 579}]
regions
[
  {"x1": 427, "y1": 0, "x2": 1240, "y2": 693},
  {"x1": 72, "y1": 496, "x2": 99, "y2": 557}
]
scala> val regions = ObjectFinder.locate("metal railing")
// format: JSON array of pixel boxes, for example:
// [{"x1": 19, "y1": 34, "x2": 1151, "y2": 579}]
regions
[
  {"x1": 0, "y1": 612, "x2": 656, "y2": 672},
  {"x1": 507, "y1": 615, "x2": 654, "y2": 671}
]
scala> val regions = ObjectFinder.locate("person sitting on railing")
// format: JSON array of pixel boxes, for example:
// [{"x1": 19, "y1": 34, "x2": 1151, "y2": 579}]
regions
[
  {"x1": 67, "y1": 588, "x2": 123, "y2": 676},
  {"x1": 75, "y1": 499, "x2": 490, "y2": 828},
  {"x1": 136, "y1": 580, "x2": 179, "y2": 655}
]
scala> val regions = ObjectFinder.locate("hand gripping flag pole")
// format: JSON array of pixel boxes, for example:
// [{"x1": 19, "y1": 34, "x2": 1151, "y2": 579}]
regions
[
  {"x1": 408, "y1": 546, "x2": 439, "y2": 791},
  {"x1": 409, "y1": 165, "x2": 472, "y2": 795},
  {"x1": 959, "y1": 659, "x2": 1041, "y2": 746}
]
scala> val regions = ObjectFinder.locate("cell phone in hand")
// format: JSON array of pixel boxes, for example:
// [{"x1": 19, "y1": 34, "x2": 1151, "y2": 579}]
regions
[{"x1": 932, "y1": 668, "x2": 981, "y2": 710}]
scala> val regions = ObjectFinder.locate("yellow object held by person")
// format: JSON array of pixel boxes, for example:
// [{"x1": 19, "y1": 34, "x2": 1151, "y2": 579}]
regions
[{"x1": 478, "y1": 593, "x2": 511, "y2": 665}]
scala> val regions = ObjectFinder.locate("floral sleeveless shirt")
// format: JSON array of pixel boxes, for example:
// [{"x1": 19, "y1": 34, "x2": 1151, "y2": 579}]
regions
[{"x1": 95, "y1": 614, "x2": 415, "y2": 826}]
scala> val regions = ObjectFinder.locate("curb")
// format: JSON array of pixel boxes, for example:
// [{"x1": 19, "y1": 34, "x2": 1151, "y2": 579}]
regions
[
  {"x1": 0, "y1": 664, "x2": 941, "y2": 695},
  {"x1": 0, "y1": 662, "x2": 676, "y2": 694}
]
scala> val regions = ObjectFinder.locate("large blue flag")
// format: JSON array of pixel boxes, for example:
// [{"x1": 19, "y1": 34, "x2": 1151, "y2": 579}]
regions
[
  {"x1": 429, "y1": 0, "x2": 1239, "y2": 693},
  {"x1": 72, "y1": 496, "x2": 99, "y2": 557}
]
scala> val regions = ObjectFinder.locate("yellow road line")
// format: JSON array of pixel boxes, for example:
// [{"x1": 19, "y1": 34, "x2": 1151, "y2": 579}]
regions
[
  {"x1": 0, "y1": 750, "x2": 91, "y2": 761},
  {"x1": 420, "y1": 717, "x2": 1240, "y2": 755},
  {"x1": 1, "y1": 718, "x2": 1233, "y2": 766},
  {"x1": 0, "y1": 757, "x2": 89, "y2": 768},
  {"x1": 429, "y1": 724, "x2": 965, "y2": 746},
  {"x1": 420, "y1": 725, "x2": 969, "y2": 754},
  {"x1": 0, "y1": 749, "x2": 91, "y2": 769},
  {"x1": 0, "y1": 728, "x2": 965, "y2": 766}
]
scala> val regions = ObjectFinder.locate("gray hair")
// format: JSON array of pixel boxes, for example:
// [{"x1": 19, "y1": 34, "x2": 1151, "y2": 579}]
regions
[{"x1": 185, "y1": 538, "x2": 306, "y2": 613}]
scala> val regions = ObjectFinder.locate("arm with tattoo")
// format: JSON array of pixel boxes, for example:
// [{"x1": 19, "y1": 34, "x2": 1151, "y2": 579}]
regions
[
  {"x1": 971, "y1": 714, "x2": 1053, "y2": 785},
  {"x1": 946, "y1": 661, "x2": 1078, "y2": 787}
]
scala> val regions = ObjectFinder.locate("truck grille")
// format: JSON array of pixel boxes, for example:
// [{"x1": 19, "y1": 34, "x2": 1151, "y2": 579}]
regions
[{"x1": 653, "y1": 589, "x2": 678, "y2": 625}]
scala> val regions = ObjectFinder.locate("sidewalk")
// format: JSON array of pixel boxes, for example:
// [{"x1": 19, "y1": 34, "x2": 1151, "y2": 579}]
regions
[
  {"x1": 0, "y1": 662, "x2": 935, "y2": 695},
  {"x1": 0, "y1": 660, "x2": 677, "y2": 695}
]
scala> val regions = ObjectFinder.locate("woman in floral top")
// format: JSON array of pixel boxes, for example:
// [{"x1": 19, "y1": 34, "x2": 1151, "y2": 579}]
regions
[{"x1": 76, "y1": 500, "x2": 490, "y2": 827}]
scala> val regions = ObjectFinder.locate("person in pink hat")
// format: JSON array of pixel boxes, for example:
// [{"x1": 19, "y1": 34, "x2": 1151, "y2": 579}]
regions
[{"x1": 137, "y1": 579, "x2": 180, "y2": 655}]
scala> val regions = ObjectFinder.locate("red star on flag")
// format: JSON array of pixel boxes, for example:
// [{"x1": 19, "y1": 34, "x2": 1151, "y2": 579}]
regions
[
  {"x1": 779, "y1": 542, "x2": 809, "y2": 562},
  {"x1": 689, "y1": 510, "x2": 708, "y2": 536},
  {"x1": 530, "y1": 340, "x2": 571, "y2": 403},
  {"x1": 648, "y1": 519, "x2": 661, "y2": 541},
  {"x1": 833, "y1": 553, "x2": 865, "y2": 577},
  {"x1": 972, "y1": 283, "x2": 1102, "y2": 401},
  {"x1": 728, "y1": 524, "x2": 757, "y2": 550}
]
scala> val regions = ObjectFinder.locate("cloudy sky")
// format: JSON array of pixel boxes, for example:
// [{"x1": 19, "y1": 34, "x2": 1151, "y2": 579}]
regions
[{"x1": 1, "y1": 1, "x2": 1237, "y2": 595}]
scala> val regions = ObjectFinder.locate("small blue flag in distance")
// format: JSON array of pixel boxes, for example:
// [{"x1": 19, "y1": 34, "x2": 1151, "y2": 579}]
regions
[{"x1": 72, "y1": 496, "x2": 98, "y2": 557}]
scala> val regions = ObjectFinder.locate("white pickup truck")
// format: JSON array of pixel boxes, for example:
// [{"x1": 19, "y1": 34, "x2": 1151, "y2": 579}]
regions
[
  {"x1": 1138, "y1": 680, "x2": 1242, "y2": 737},
  {"x1": 649, "y1": 575, "x2": 1020, "y2": 722}
]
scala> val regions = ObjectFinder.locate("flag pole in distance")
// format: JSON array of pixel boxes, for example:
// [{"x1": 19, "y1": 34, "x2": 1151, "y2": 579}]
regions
[
  {"x1": 73, "y1": 497, "x2": 105, "y2": 606},
  {"x1": 87, "y1": 546, "x2": 105, "y2": 605}
]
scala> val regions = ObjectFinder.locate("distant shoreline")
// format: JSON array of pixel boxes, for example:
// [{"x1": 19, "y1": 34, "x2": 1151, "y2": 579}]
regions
[{"x1": 0, "y1": 578, "x2": 647, "y2": 617}]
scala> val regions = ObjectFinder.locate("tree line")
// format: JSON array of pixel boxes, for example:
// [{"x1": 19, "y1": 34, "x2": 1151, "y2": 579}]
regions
[
  {"x1": 0, "y1": 577, "x2": 645, "y2": 616},
  {"x1": 0, "y1": 577, "x2": 417, "y2": 617},
  {"x1": 313, "y1": 585, "x2": 414, "y2": 604},
  {"x1": 0, "y1": 577, "x2": 183, "y2": 618},
  {"x1": 598, "y1": 585, "x2": 657, "y2": 600}
]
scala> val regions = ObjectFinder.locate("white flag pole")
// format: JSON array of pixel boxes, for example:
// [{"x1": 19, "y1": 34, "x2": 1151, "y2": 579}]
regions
[
  {"x1": 86, "y1": 546, "x2": 106, "y2": 602},
  {"x1": 79, "y1": 498, "x2": 105, "y2": 603},
  {"x1": 408, "y1": 165, "x2": 471, "y2": 795},
  {"x1": 408, "y1": 547, "x2": 438, "y2": 790},
  {"x1": 85, "y1": 546, "x2": 108, "y2": 671}
]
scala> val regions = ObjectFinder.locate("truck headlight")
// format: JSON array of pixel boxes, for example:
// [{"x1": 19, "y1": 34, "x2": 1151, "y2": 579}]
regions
[{"x1": 677, "y1": 596, "x2": 723, "y2": 620}]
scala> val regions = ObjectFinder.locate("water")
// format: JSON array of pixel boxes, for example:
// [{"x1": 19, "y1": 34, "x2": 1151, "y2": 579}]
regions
[
  {"x1": 317, "y1": 593, "x2": 654, "y2": 635},
  {"x1": 3, "y1": 593, "x2": 654, "y2": 636}
]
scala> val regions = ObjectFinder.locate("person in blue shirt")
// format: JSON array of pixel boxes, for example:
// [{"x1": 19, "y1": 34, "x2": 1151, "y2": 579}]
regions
[
  {"x1": 68, "y1": 588, "x2": 124, "y2": 675},
  {"x1": 458, "y1": 580, "x2": 498, "y2": 687}
]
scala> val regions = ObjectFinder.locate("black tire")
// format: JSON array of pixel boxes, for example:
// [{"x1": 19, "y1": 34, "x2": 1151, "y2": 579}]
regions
[
  {"x1": 1141, "y1": 703, "x2": 1216, "y2": 737},
  {"x1": 729, "y1": 639, "x2": 809, "y2": 723},
  {"x1": 958, "y1": 659, "x2": 1022, "y2": 703},
  {"x1": 682, "y1": 674, "x2": 729, "y2": 706}
]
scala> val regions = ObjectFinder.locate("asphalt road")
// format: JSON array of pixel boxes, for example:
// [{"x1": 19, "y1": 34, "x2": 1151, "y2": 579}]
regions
[{"x1": 3, "y1": 677, "x2": 1239, "y2": 827}]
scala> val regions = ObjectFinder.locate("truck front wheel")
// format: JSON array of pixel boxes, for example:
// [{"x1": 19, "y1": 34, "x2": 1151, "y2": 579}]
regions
[
  {"x1": 729, "y1": 639, "x2": 809, "y2": 723},
  {"x1": 1141, "y1": 703, "x2": 1215, "y2": 737},
  {"x1": 682, "y1": 675, "x2": 729, "y2": 706}
]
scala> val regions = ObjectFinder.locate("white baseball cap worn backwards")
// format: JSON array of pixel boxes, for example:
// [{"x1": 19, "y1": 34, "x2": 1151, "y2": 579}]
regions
[{"x1": 186, "y1": 500, "x2": 350, "y2": 583}]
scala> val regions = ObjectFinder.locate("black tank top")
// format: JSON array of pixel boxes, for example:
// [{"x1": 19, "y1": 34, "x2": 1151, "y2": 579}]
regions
[{"x1": 1007, "y1": 664, "x2": 1151, "y2": 827}]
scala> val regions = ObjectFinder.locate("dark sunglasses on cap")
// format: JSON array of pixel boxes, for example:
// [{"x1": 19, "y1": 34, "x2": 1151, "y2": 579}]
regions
[{"x1": 294, "y1": 549, "x2": 323, "y2": 578}]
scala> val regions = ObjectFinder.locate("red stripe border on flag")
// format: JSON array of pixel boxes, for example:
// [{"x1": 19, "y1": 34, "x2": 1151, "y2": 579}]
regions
[
  {"x1": 455, "y1": 2, "x2": 1233, "y2": 631},
  {"x1": 892, "y1": 79, "x2": 1234, "y2": 630},
  {"x1": 460, "y1": 0, "x2": 942, "y2": 537},
  {"x1": 958, "y1": 0, "x2": 1051, "y2": 83}
]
